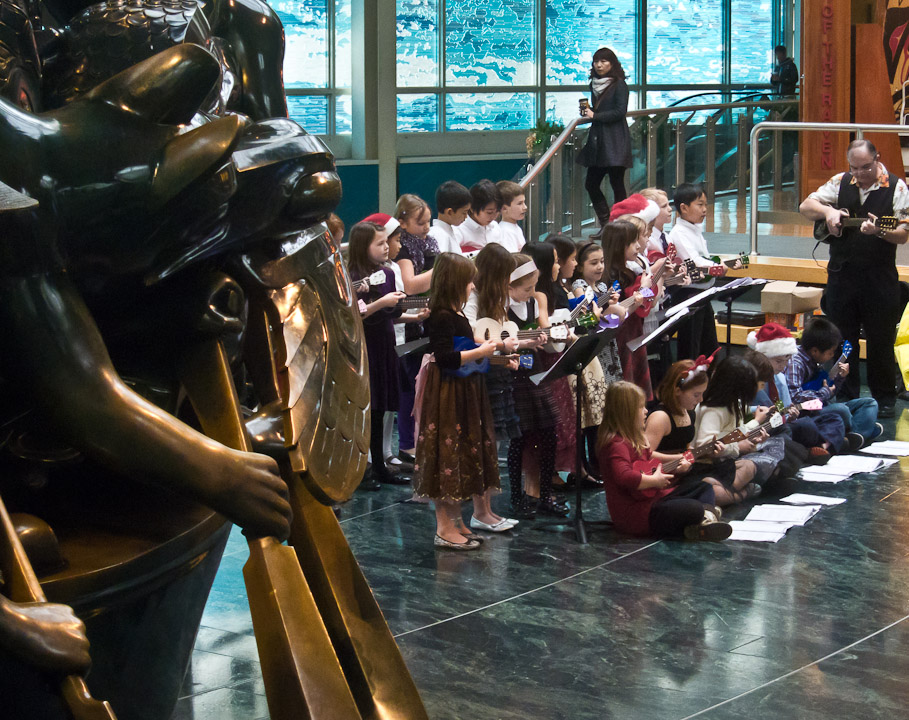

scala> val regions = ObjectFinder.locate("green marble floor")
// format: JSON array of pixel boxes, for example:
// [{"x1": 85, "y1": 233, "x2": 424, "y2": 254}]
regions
[{"x1": 172, "y1": 407, "x2": 909, "y2": 720}]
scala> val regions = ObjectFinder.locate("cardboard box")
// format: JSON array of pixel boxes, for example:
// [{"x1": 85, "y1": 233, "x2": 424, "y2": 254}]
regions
[{"x1": 760, "y1": 281, "x2": 824, "y2": 315}]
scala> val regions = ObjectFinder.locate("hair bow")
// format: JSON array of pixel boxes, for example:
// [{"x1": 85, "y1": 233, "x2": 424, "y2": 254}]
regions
[{"x1": 680, "y1": 348, "x2": 720, "y2": 385}]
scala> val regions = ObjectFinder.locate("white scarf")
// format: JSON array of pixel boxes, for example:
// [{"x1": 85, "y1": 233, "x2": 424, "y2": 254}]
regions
[{"x1": 591, "y1": 76, "x2": 614, "y2": 99}]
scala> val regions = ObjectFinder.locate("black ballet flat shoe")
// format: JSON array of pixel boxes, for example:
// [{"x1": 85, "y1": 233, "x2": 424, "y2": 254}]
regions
[
  {"x1": 537, "y1": 497, "x2": 570, "y2": 517},
  {"x1": 511, "y1": 495, "x2": 538, "y2": 519}
]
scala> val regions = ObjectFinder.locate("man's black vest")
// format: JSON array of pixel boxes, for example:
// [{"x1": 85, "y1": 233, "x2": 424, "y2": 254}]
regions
[{"x1": 829, "y1": 171, "x2": 898, "y2": 271}]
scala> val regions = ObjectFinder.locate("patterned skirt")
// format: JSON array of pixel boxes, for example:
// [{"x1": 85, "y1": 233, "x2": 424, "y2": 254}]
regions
[
  {"x1": 512, "y1": 369, "x2": 558, "y2": 433},
  {"x1": 568, "y1": 357, "x2": 608, "y2": 430},
  {"x1": 538, "y1": 351, "x2": 576, "y2": 471},
  {"x1": 414, "y1": 364, "x2": 501, "y2": 501},
  {"x1": 486, "y1": 365, "x2": 523, "y2": 443}
]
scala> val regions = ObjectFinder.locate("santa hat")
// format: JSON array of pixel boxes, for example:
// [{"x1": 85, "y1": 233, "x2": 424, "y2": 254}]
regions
[
  {"x1": 609, "y1": 194, "x2": 660, "y2": 223},
  {"x1": 747, "y1": 323, "x2": 797, "y2": 358},
  {"x1": 362, "y1": 212, "x2": 400, "y2": 235}
]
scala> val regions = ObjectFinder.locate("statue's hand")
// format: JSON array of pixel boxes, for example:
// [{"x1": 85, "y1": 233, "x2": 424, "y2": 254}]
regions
[
  {"x1": 206, "y1": 451, "x2": 292, "y2": 540},
  {"x1": 0, "y1": 597, "x2": 91, "y2": 674}
]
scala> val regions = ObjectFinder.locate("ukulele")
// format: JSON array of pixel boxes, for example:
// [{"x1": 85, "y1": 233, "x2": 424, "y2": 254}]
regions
[
  {"x1": 396, "y1": 295, "x2": 430, "y2": 310},
  {"x1": 685, "y1": 253, "x2": 749, "y2": 283},
  {"x1": 596, "y1": 282, "x2": 655, "y2": 330},
  {"x1": 813, "y1": 213, "x2": 908, "y2": 244},
  {"x1": 801, "y1": 341, "x2": 853, "y2": 391},
  {"x1": 633, "y1": 398, "x2": 825, "y2": 496},
  {"x1": 445, "y1": 336, "x2": 534, "y2": 377},
  {"x1": 352, "y1": 269, "x2": 387, "y2": 292}
]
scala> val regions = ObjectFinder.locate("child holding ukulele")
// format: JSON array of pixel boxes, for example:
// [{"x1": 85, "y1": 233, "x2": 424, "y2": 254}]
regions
[
  {"x1": 414, "y1": 253, "x2": 513, "y2": 550},
  {"x1": 598, "y1": 381, "x2": 732, "y2": 541}
]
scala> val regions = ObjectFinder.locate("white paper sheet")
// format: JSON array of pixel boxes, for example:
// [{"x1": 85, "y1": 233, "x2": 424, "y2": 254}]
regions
[
  {"x1": 859, "y1": 441, "x2": 909, "y2": 457},
  {"x1": 824, "y1": 455, "x2": 889, "y2": 474},
  {"x1": 799, "y1": 472, "x2": 849, "y2": 483},
  {"x1": 727, "y1": 520, "x2": 789, "y2": 542},
  {"x1": 780, "y1": 493, "x2": 846, "y2": 506},
  {"x1": 745, "y1": 504, "x2": 822, "y2": 525}
]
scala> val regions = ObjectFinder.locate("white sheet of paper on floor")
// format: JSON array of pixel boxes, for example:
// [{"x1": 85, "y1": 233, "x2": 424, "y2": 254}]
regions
[
  {"x1": 727, "y1": 520, "x2": 789, "y2": 542},
  {"x1": 859, "y1": 441, "x2": 909, "y2": 457},
  {"x1": 798, "y1": 467, "x2": 853, "y2": 483},
  {"x1": 780, "y1": 493, "x2": 846, "y2": 506},
  {"x1": 745, "y1": 504, "x2": 822, "y2": 525},
  {"x1": 824, "y1": 455, "x2": 890, "y2": 474}
]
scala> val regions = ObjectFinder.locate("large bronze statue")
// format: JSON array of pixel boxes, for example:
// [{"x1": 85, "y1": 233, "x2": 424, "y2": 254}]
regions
[{"x1": 0, "y1": 5, "x2": 428, "y2": 718}]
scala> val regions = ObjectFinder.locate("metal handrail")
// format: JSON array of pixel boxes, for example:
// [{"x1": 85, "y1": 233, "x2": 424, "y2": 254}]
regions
[
  {"x1": 749, "y1": 121, "x2": 909, "y2": 254},
  {"x1": 520, "y1": 98, "x2": 797, "y2": 190}
]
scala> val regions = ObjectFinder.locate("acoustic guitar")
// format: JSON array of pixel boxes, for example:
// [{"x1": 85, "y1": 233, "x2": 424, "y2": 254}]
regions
[{"x1": 813, "y1": 213, "x2": 907, "y2": 244}]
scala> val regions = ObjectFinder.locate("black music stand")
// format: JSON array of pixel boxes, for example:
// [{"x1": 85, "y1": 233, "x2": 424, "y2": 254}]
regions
[
  {"x1": 712, "y1": 278, "x2": 769, "y2": 354},
  {"x1": 530, "y1": 328, "x2": 618, "y2": 543}
]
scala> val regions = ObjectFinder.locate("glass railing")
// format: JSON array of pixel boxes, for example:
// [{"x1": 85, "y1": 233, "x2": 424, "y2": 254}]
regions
[{"x1": 519, "y1": 95, "x2": 799, "y2": 241}]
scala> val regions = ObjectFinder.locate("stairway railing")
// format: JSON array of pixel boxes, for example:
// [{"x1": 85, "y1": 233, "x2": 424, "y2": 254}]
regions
[{"x1": 519, "y1": 97, "x2": 798, "y2": 242}]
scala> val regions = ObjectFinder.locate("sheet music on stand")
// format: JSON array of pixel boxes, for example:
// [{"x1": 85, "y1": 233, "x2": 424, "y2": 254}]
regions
[
  {"x1": 664, "y1": 284, "x2": 722, "y2": 318},
  {"x1": 626, "y1": 307, "x2": 691, "y2": 352}
]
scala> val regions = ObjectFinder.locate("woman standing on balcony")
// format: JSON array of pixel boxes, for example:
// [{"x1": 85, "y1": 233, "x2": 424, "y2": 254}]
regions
[{"x1": 577, "y1": 47, "x2": 632, "y2": 239}]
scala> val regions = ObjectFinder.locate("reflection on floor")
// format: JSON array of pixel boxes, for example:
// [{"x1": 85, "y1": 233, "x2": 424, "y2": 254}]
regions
[{"x1": 173, "y1": 404, "x2": 909, "y2": 720}]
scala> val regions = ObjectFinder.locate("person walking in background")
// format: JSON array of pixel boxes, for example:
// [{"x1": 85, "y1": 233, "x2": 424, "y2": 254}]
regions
[
  {"x1": 770, "y1": 45, "x2": 798, "y2": 96},
  {"x1": 576, "y1": 47, "x2": 631, "y2": 238}
]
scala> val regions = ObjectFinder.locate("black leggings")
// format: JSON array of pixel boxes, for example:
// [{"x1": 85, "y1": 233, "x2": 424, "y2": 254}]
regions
[
  {"x1": 648, "y1": 481, "x2": 716, "y2": 538},
  {"x1": 508, "y1": 432, "x2": 557, "y2": 504},
  {"x1": 585, "y1": 166, "x2": 627, "y2": 207}
]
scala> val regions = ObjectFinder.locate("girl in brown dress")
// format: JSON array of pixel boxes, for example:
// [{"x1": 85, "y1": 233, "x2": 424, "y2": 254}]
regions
[{"x1": 414, "y1": 253, "x2": 509, "y2": 550}]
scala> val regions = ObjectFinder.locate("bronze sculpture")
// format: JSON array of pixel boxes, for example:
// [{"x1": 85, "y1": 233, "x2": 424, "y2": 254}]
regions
[{"x1": 0, "y1": 6, "x2": 428, "y2": 718}]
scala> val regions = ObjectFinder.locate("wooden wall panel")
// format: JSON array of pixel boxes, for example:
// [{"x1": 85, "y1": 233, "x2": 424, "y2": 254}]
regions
[
  {"x1": 800, "y1": 0, "x2": 852, "y2": 194},
  {"x1": 853, "y1": 24, "x2": 904, "y2": 177}
]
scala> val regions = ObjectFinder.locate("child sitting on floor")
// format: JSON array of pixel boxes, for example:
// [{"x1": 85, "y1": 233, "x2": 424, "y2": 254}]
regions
[{"x1": 785, "y1": 316, "x2": 881, "y2": 450}]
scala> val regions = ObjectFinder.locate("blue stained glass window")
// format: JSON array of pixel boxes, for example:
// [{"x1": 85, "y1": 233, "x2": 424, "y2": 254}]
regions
[
  {"x1": 645, "y1": 90, "x2": 716, "y2": 123},
  {"x1": 646, "y1": 0, "x2": 723, "y2": 85},
  {"x1": 287, "y1": 95, "x2": 329, "y2": 134},
  {"x1": 336, "y1": 94, "x2": 352, "y2": 134},
  {"x1": 398, "y1": 0, "x2": 439, "y2": 87},
  {"x1": 272, "y1": 0, "x2": 329, "y2": 88},
  {"x1": 446, "y1": 92, "x2": 534, "y2": 131},
  {"x1": 336, "y1": 0, "x2": 352, "y2": 89},
  {"x1": 546, "y1": 0, "x2": 636, "y2": 85},
  {"x1": 445, "y1": 1, "x2": 536, "y2": 87},
  {"x1": 398, "y1": 94, "x2": 440, "y2": 132},
  {"x1": 546, "y1": 90, "x2": 641, "y2": 125},
  {"x1": 730, "y1": 0, "x2": 773, "y2": 83}
]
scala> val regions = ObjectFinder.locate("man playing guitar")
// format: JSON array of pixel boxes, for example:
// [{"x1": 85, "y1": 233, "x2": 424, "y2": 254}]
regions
[{"x1": 798, "y1": 139, "x2": 909, "y2": 418}]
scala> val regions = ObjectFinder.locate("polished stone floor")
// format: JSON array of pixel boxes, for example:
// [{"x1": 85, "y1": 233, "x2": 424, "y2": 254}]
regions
[{"x1": 172, "y1": 402, "x2": 909, "y2": 719}]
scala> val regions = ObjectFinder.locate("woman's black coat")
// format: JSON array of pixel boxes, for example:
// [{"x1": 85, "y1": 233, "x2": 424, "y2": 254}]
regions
[{"x1": 576, "y1": 79, "x2": 632, "y2": 169}]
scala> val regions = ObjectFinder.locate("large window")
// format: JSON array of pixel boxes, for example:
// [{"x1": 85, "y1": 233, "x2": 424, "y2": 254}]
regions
[
  {"x1": 271, "y1": 0, "x2": 352, "y2": 134},
  {"x1": 269, "y1": 0, "x2": 787, "y2": 137},
  {"x1": 395, "y1": 0, "x2": 782, "y2": 133}
]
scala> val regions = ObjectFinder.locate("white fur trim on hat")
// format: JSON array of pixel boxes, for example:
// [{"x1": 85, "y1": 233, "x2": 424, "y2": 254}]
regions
[{"x1": 748, "y1": 331, "x2": 797, "y2": 358}]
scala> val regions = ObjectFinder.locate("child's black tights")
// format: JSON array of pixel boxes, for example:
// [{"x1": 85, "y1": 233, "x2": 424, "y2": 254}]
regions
[{"x1": 508, "y1": 431, "x2": 558, "y2": 504}]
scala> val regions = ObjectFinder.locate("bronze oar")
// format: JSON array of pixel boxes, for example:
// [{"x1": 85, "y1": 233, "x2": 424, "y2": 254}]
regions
[
  {"x1": 0, "y1": 494, "x2": 118, "y2": 720},
  {"x1": 178, "y1": 339, "x2": 362, "y2": 719}
]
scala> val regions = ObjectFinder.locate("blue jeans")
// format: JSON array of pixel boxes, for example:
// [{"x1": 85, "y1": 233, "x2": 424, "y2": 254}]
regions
[{"x1": 820, "y1": 398, "x2": 879, "y2": 439}]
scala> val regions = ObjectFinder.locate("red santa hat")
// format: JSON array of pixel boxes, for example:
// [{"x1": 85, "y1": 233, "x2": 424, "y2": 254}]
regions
[
  {"x1": 609, "y1": 194, "x2": 660, "y2": 223},
  {"x1": 747, "y1": 323, "x2": 797, "y2": 358},
  {"x1": 362, "y1": 212, "x2": 400, "y2": 235}
]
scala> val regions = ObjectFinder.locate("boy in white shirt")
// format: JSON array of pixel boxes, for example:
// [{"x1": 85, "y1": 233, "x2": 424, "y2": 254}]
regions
[
  {"x1": 667, "y1": 182, "x2": 728, "y2": 273},
  {"x1": 494, "y1": 180, "x2": 527, "y2": 252},
  {"x1": 428, "y1": 180, "x2": 470, "y2": 256},
  {"x1": 666, "y1": 183, "x2": 721, "y2": 360},
  {"x1": 459, "y1": 179, "x2": 503, "y2": 252}
]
